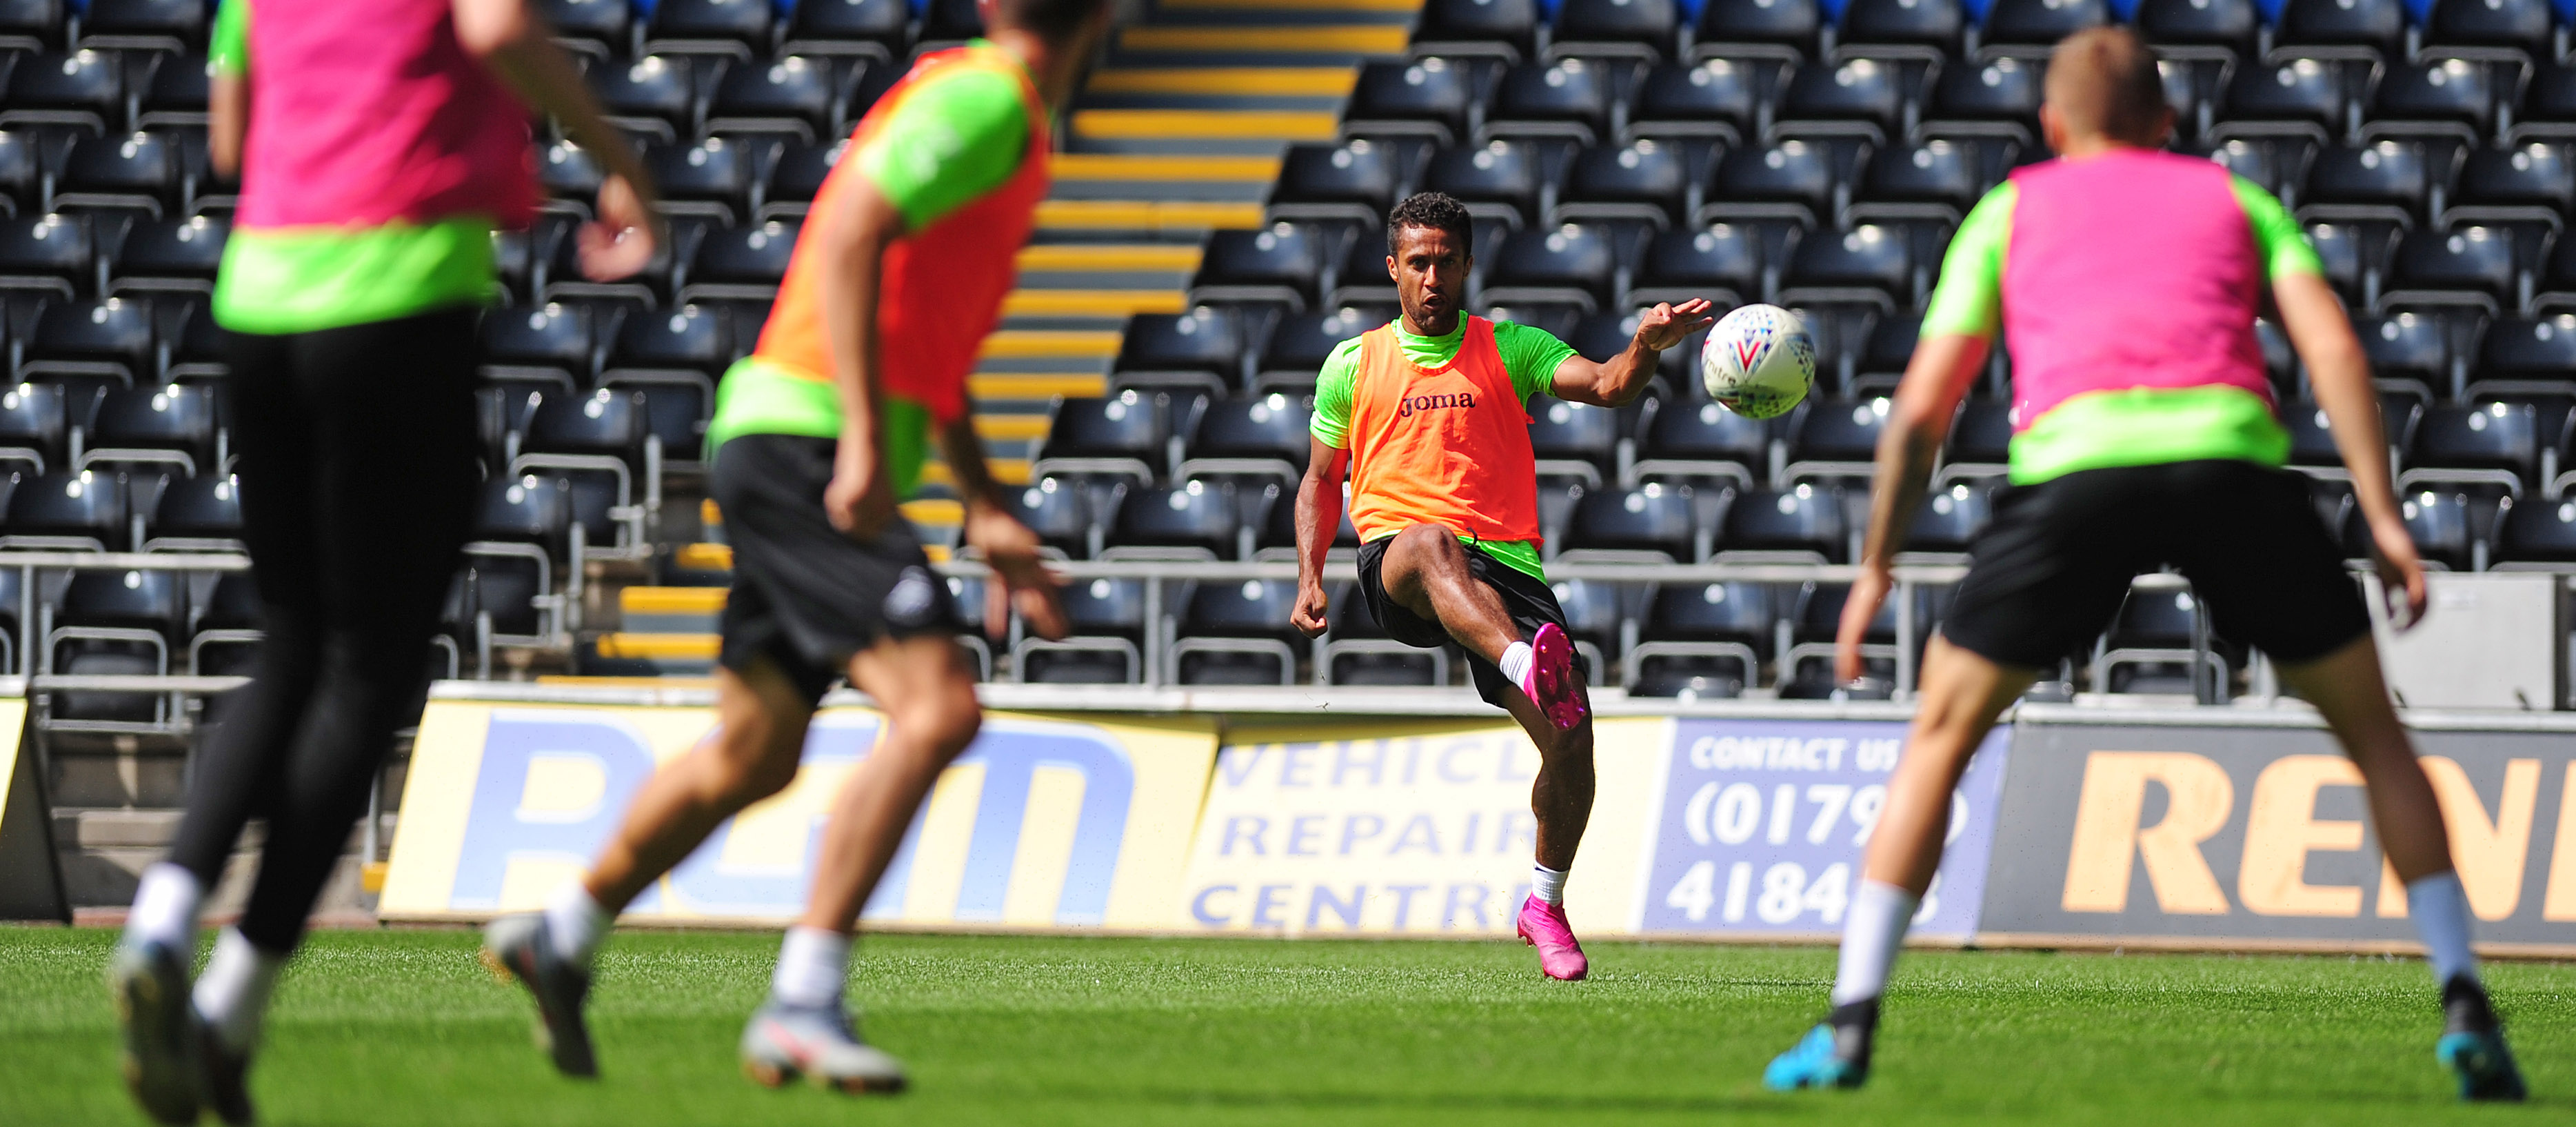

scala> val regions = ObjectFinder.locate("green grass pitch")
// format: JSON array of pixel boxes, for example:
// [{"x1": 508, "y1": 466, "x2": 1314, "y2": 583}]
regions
[{"x1": 1, "y1": 926, "x2": 2569, "y2": 1125}]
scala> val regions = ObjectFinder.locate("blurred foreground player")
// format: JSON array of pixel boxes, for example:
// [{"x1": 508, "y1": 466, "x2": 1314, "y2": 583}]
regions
[
  {"x1": 482, "y1": 0, "x2": 1105, "y2": 1093},
  {"x1": 110, "y1": 1, "x2": 659, "y2": 1123},
  {"x1": 1290, "y1": 192, "x2": 1711, "y2": 979},
  {"x1": 1762, "y1": 28, "x2": 2525, "y2": 1101}
]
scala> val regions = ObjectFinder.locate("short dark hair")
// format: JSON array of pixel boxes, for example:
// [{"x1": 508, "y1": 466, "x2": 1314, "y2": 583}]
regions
[
  {"x1": 1386, "y1": 191, "x2": 1473, "y2": 257},
  {"x1": 2046, "y1": 26, "x2": 2169, "y2": 146},
  {"x1": 994, "y1": 0, "x2": 1108, "y2": 44}
]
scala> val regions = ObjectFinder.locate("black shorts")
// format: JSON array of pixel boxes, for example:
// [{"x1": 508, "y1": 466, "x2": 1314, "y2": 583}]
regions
[
  {"x1": 709, "y1": 434, "x2": 958, "y2": 704},
  {"x1": 1940, "y1": 460, "x2": 2371, "y2": 670},
  {"x1": 1355, "y1": 535, "x2": 1573, "y2": 708}
]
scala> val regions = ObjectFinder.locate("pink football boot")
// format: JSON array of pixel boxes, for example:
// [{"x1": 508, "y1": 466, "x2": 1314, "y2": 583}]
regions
[
  {"x1": 1522, "y1": 622, "x2": 1588, "y2": 731},
  {"x1": 1516, "y1": 895, "x2": 1589, "y2": 981}
]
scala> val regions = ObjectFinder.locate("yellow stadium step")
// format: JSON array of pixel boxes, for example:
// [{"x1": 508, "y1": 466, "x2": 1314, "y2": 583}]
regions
[
  {"x1": 1085, "y1": 68, "x2": 1358, "y2": 97},
  {"x1": 621, "y1": 586, "x2": 727, "y2": 615},
  {"x1": 1117, "y1": 24, "x2": 1410, "y2": 54},
  {"x1": 972, "y1": 372, "x2": 1107, "y2": 400},
  {"x1": 969, "y1": 415, "x2": 1054, "y2": 442},
  {"x1": 1001, "y1": 289, "x2": 1186, "y2": 317},
  {"x1": 1050, "y1": 154, "x2": 1284, "y2": 183},
  {"x1": 1016, "y1": 243, "x2": 1205, "y2": 272},
  {"x1": 675, "y1": 542, "x2": 733, "y2": 572},
  {"x1": 1035, "y1": 199, "x2": 1264, "y2": 232},
  {"x1": 919, "y1": 459, "x2": 1031, "y2": 488},
  {"x1": 594, "y1": 632, "x2": 721, "y2": 660},
  {"x1": 1071, "y1": 108, "x2": 1340, "y2": 141},
  {"x1": 979, "y1": 330, "x2": 1124, "y2": 359},
  {"x1": 901, "y1": 498, "x2": 966, "y2": 526}
]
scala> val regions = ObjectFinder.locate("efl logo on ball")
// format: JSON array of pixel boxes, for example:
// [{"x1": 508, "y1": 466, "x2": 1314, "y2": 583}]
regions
[{"x1": 1701, "y1": 304, "x2": 1815, "y2": 421}]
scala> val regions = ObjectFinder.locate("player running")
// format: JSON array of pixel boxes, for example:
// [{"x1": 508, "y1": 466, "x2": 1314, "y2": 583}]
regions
[
  {"x1": 109, "y1": 1, "x2": 657, "y2": 1124},
  {"x1": 1761, "y1": 28, "x2": 2525, "y2": 1100},
  {"x1": 481, "y1": 0, "x2": 1103, "y2": 1094},
  {"x1": 1290, "y1": 191, "x2": 1711, "y2": 980}
]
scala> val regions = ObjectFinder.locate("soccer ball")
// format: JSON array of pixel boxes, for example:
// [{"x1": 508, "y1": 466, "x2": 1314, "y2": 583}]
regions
[{"x1": 1700, "y1": 304, "x2": 1815, "y2": 420}]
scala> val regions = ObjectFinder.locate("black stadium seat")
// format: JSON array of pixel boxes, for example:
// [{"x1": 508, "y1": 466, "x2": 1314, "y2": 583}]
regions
[
  {"x1": 1486, "y1": 59, "x2": 1614, "y2": 146},
  {"x1": 2375, "y1": 59, "x2": 2501, "y2": 136},
  {"x1": 0, "y1": 381, "x2": 68, "y2": 472},
  {"x1": 145, "y1": 470, "x2": 239, "y2": 550},
  {"x1": 1841, "y1": 0, "x2": 1962, "y2": 50},
  {"x1": 1191, "y1": 223, "x2": 1331, "y2": 311},
  {"x1": 2426, "y1": 0, "x2": 2553, "y2": 54},
  {"x1": 1721, "y1": 484, "x2": 1849, "y2": 561},
  {"x1": 1109, "y1": 480, "x2": 1242, "y2": 560},
  {"x1": 1036, "y1": 389, "x2": 1178, "y2": 484},
  {"x1": 1558, "y1": 139, "x2": 1693, "y2": 227},
  {"x1": 1420, "y1": 139, "x2": 1544, "y2": 228},
  {"x1": 2137, "y1": 0, "x2": 2259, "y2": 48},
  {"x1": 2276, "y1": 0, "x2": 2408, "y2": 54},
  {"x1": 1174, "y1": 579, "x2": 1305, "y2": 686},
  {"x1": 1633, "y1": 60, "x2": 1770, "y2": 143},
  {"x1": 1565, "y1": 483, "x2": 1698, "y2": 560},
  {"x1": 1344, "y1": 59, "x2": 1476, "y2": 145},
  {"x1": 1270, "y1": 140, "x2": 1402, "y2": 225},
  {"x1": 1008, "y1": 476, "x2": 1104, "y2": 559},
  {"x1": 1114, "y1": 308, "x2": 1252, "y2": 393},
  {"x1": 1551, "y1": 0, "x2": 1675, "y2": 59},
  {"x1": 1698, "y1": 0, "x2": 1820, "y2": 54},
  {"x1": 86, "y1": 381, "x2": 215, "y2": 475},
  {"x1": 1982, "y1": 0, "x2": 2109, "y2": 47},
  {"x1": 1260, "y1": 304, "x2": 1391, "y2": 388},
  {"x1": 707, "y1": 55, "x2": 842, "y2": 141},
  {"x1": 1414, "y1": 0, "x2": 1540, "y2": 60},
  {"x1": 785, "y1": 0, "x2": 909, "y2": 57},
  {"x1": 1482, "y1": 222, "x2": 1620, "y2": 310},
  {"x1": 1780, "y1": 55, "x2": 1910, "y2": 136},
  {"x1": 592, "y1": 55, "x2": 698, "y2": 142},
  {"x1": 5, "y1": 469, "x2": 127, "y2": 549}
]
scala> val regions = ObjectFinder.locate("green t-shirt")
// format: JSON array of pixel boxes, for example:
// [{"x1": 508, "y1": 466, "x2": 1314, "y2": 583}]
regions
[
  {"x1": 704, "y1": 45, "x2": 1038, "y2": 496},
  {"x1": 1921, "y1": 174, "x2": 2322, "y2": 483},
  {"x1": 204, "y1": 0, "x2": 500, "y2": 335},
  {"x1": 1309, "y1": 317, "x2": 1579, "y2": 581}
]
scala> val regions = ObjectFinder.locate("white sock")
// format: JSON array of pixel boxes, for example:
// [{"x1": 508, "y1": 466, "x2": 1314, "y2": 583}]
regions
[
  {"x1": 2406, "y1": 871, "x2": 2480, "y2": 987},
  {"x1": 770, "y1": 926, "x2": 853, "y2": 1010},
  {"x1": 124, "y1": 863, "x2": 202, "y2": 952},
  {"x1": 192, "y1": 928, "x2": 287, "y2": 1054},
  {"x1": 1498, "y1": 641, "x2": 1536, "y2": 690},
  {"x1": 544, "y1": 881, "x2": 613, "y2": 966},
  {"x1": 1831, "y1": 880, "x2": 1920, "y2": 1006},
  {"x1": 1531, "y1": 864, "x2": 1568, "y2": 906}
]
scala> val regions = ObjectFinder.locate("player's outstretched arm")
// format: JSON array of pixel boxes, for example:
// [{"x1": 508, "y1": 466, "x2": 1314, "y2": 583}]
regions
[
  {"x1": 1835, "y1": 332, "x2": 1989, "y2": 684},
  {"x1": 1290, "y1": 438, "x2": 1351, "y2": 637},
  {"x1": 454, "y1": 0, "x2": 663, "y2": 283},
  {"x1": 2276, "y1": 270, "x2": 2428, "y2": 626},
  {"x1": 1548, "y1": 300, "x2": 1717, "y2": 407}
]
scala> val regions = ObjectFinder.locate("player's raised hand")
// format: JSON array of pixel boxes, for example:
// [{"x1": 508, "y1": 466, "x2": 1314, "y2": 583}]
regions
[
  {"x1": 1633, "y1": 299, "x2": 1718, "y2": 351},
  {"x1": 578, "y1": 172, "x2": 662, "y2": 282},
  {"x1": 824, "y1": 435, "x2": 897, "y2": 538},
  {"x1": 1835, "y1": 560, "x2": 1893, "y2": 684},
  {"x1": 1290, "y1": 581, "x2": 1330, "y2": 638},
  {"x1": 966, "y1": 502, "x2": 1069, "y2": 641},
  {"x1": 2366, "y1": 512, "x2": 2431, "y2": 630}
]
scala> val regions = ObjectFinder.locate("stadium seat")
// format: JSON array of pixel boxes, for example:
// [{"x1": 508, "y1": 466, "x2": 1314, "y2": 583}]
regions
[
  {"x1": 1526, "y1": 396, "x2": 1620, "y2": 486},
  {"x1": 3, "y1": 468, "x2": 127, "y2": 549},
  {"x1": 2494, "y1": 495, "x2": 2576, "y2": 566},
  {"x1": 4, "y1": 50, "x2": 124, "y2": 132},
  {"x1": 27, "y1": 296, "x2": 155, "y2": 388},
  {"x1": 601, "y1": 303, "x2": 730, "y2": 461},
  {"x1": 2136, "y1": 0, "x2": 2260, "y2": 48},
  {"x1": 1320, "y1": 577, "x2": 1445, "y2": 686},
  {"x1": 1173, "y1": 579, "x2": 1304, "y2": 686},
  {"x1": 1630, "y1": 59, "x2": 1769, "y2": 143},
  {"x1": 1627, "y1": 579, "x2": 1773, "y2": 696},
  {"x1": 643, "y1": 138, "x2": 756, "y2": 225},
  {"x1": 784, "y1": 0, "x2": 908, "y2": 59},
  {"x1": 1862, "y1": 138, "x2": 2008, "y2": 215},
  {"x1": 2353, "y1": 310, "x2": 2457, "y2": 396},
  {"x1": 521, "y1": 387, "x2": 651, "y2": 546},
  {"x1": 1180, "y1": 392, "x2": 1311, "y2": 491},
  {"x1": 1191, "y1": 223, "x2": 1333, "y2": 312},
  {"x1": 2348, "y1": 489, "x2": 2481, "y2": 569},
  {"x1": 1905, "y1": 481, "x2": 1993, "y2": 557},
  {"x1": 1720, "y1": 483, "x2": 1849, "y2": 561},
  {"x1": 538, "y1": 0, "x2": 631, "y2": 59},
  {"x1": 1563, "y1": 482, "x2": 1699, "y2": 561},
  {"x1": 1107, "y1": 479, "x2": 1242, "y2": 561},
  {"x1": 1269, "y1": 140, "x2": 1403, "y2": 226},
  {"x1": 1415, "y1": 0, "x2": 1540, "y2": 59},
  {"x1": 2224, "y1": 56, "x2": 2361, "y2": 132},
  {"x1": 1695, "y1": 0, "x2": 1820, "y2": 54},
  {"x1": 1034, "y1": 389, "x2": 1178, "y2": 485},
  {"x1": 1840, "y1": 0, "x2": 1962, "y2": 50},
  {"x1": 2453, "y1": 141, "x2": 2573, "y2": 214},
  {"x1": 106, "y1": 213, "x2": 223, "y2": 297},
  {"x1": 2095, "y1": 582, "x2": 2228, "y2": 695},
  {"x1": 1785, "y1": 396, "x2": 1889, "y2": 484},
  {"x1": 1019, "y1": 576, "x2": 1147, "y2": 683},
  {"x1": 1633, "y1": 397, "x2": 1767, "y2": 492},
  {"x1": 1553, "y1": 0, "x2": 1676, "y2": 59},
  {"x1": 1418, "y1": 140, "x2": 1544, "y2": 230},
  {"x1": 84, "y1": 381, "x2": 213, "y2": 476},
  {"x1": 2406, "y1": 401, "x2": 2539, "y2": 496},
  {"x1": 1778, "y1": 54, "x2": 1913, "y2": 137},
  {"x1": 481, "y1": 302, "x2": 598, "y2": 388},
  {"x1": 2275, "y1": 0, "x2": 2409, "y2": 53},
  {"x1": 2425, "y1": 0, "x2": 2553, "y2": 54},
  {"x1": 1485, "y1": 59, "x2": 1614, "y2": 146},
  {"x1": 2375, "y1": 58, "x2": 2500, "y2": 138},
  {"x1": 143, "y1": 470, "x2": 237, "y2": 550},
  {"x1": 1782, "y1": 224, "x2": 1915, "y2": 305},
  {"x1": 0, "y1": 381, "x2": 68, "y2": 473},
  {"x1": 1707, "y1": 137, "x2": 1859, "y2": 226},
  {"x1": 592, "y1": 54, "x2": 698, "y2": 143},
  {"x1": 761, "y1": 139, "x2": 845, "y2": 219},
  {"x1": 2388, "y1": 226, "x2": 2517, "y2": 305},
  {"x1": 707, "y1": 55, "x2": 842, "y2": 141},
  {"x1": 0, "y1": 212, "x2": 97, "y2": 300},
  {"x1": 1940, "y1": 398, "x2": 2012, "y2": 481},
  {"x1": 52, "y1": 566, "x2": 185, "y2": 649},
  {"x1": 1344, "y1": 59, "x2": 1477, "y2": 146},
  {"x1": 682, "y1": 218, "x2": 798, "y2": 301},
  {"x1": 1781, "y1": 580, "x2": 1913, "y2": 692},
  {"x1": 1258, "y1": 303, "x2": 1393, "y2": 389},
  {"x1": 2476, "y1": 315, "x2": 2576, "y2": 383},
  {"x1": 1790, "y1": 299, "x2": 1882, "y2": 395},
  {"x1": 1558, "y1": 139, "x2": 1693, "y2": 228},
  {"x1": 1633, "y1": 221, "x2": 1781, "y2": 307},
  {"x1": 1113, "y1": 307, "x2": 1253, "y2": 394},
  {"x1": 0, "y1": 129, "x2": 41, "y2": 217},
  {"x1": 1006, "y1": 476, "x2": 1105, "y2": 559},
  {"x1": 1482, "y1": 222, "x2": 1620, "y2": 310},
  {"x1": 920, "y1": 0, "x2": 986, "y2": 42},
  {"x1": 55, "y1": 131, "x2": 182, "y2": 220},
  {"x1": 2304, "y1": 141, "x2": 2435, "y2": 216},
  {"x1": 645, "y1": 0, "x2": 774, "y2": 57},
  {"x1": 1981, "y1": 0, "x2": 2109, "y2": 48}
]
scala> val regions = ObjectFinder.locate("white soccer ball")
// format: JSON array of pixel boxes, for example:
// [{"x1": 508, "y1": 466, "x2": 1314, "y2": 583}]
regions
[{"x1": 1700, "y1": 303, "x2": 1815, "y2": 420}]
